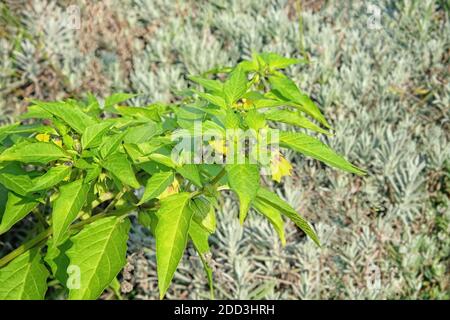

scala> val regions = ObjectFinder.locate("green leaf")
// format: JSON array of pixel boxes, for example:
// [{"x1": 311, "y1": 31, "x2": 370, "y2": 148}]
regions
[
  {"x1": 189, "y1": 220, "x2": 210, "y2": 255},
  {"x1": 191, "y1": 197, "x2": 216, "y2": 234},
  {"x1": 29, "y1": 165, "x2": 72, "y2": 192},
  {"x1": 155, "y1": 192, "x2": 193, "y2": 299},
  {"x1": 0, "y1": 192, "x2": 38, "y2": 235},
  {"x1": 224, "y1": 109, "x2": 241, "y2": 129},
  {"x1": 19, "y1": 105, "x2": 52, "y2": 120},
  {"x1": 0, "y1": 163, "x2": 33, "y2": 196},
  {"x1": 279, "y1": 131, "x2": 365, "y2": 175},
  {"x1": 194, "y1": 91, "x2": 227, "y2": 109},
  {"x1": 239, "y1": 59, "x2": 258, "y2": 72},
  {"x1": 85, "y1": 164, "x2": 101, "y2": 182},
  {"x1": 81, "y1": 122, "x2": 112, "y2": 149},
  {"x1": 189, "y1": 219, "x2": 214, "y2": 298},
  {"x1": 67, "y1": 216, "x2": 131, "y2": 300},
  {"x1": 226, "y1": 164, "x2": 260, "y2": 224},
  {"x1": 138, "y1": 210, "x2": 157, "y2": 234},
  {"x1": 104, "y1": 93, "x2": 136, "y2": 108},
  {"x1": 138, "y1": 171, "x2": 174, "y2": 205},
  {"x1": 268, "y1": 75, "x2": 331, "y2": 128},
  {"x1": 148, "y1": 153, "x2": 178, "y2": 169},
  {"x1": 245, "y1": 109, "x2": 266, "y2": 131},
  {"x1": 52, "y1": 179, "x2": 90, "y2": 246},
  {"x1": 123, "y1": 123, "x2": 161, "y2": 144},
  {"x1": 188, "y1": 75, "x2": 223, "y2": 93},
  {"x1": 0, "y1": 184, "x2": 8, "y2": 217},
  {"x1": 176, "y1": 164, "x2": 202, "y2": 187},
  {"x1": 224, "y1": 65, "x2": 247, "y2": 104},
  {"x1": 0, "y1": 249, "x2": 49, "y2": 300},
  {"x1": 0, "y1": 142, "x2": 69, "y2": 164},
  {"x1": 256, "y1": 188, "x2": 320, "y2": 246},
  {"x1": 37, "y1": 101, "x2": 97, "y2": 134},
  {"x1": 264, "y1": 109, "x2": 331, "y2": 135},
  {"x1": 100, "y1": 131, "x2": 127, "y2": 159},
  {"x1": 3, "y1": 123, "x2": 57, "y2": 135},
  {"x1": 259, "y1": 52, "x2": 306, "y2": 70},
  {"x1": 45, "y1": 237, "x2": 71, "y2": 286},
  {"x1": 114, "y1": 106, "x2": 160, "y2": 122},
  {"x1": 253, "y1": 198, "x2": 286, "y2": 246},
  {"x1": 102, "y1": 153, "x2": 140, "y2": 189}
]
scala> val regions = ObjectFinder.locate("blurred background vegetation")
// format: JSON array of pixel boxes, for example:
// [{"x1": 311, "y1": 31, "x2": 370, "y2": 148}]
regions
[{"x1": 0, "y1": 0, "x2": 449, "y2": 299}]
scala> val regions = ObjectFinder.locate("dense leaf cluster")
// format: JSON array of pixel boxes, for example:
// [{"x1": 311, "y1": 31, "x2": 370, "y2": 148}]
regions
[{"x1": 0, "y1": 53, "x2": 364, "y2": 300}]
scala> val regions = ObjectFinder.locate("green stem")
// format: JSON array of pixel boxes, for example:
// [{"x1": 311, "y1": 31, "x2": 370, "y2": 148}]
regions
[
  {"x1": 0, "y1": 228, "x2": 51, "y2": 268},
  {"x1": 296, "y1": 0, "x2": 308, "y2": 60},
  {"x1": 33, "y1": 209, "x2": 49, "y2": 230},
  {"x1": 210, "y1": 167, "x2": 226, "y2": 186}
]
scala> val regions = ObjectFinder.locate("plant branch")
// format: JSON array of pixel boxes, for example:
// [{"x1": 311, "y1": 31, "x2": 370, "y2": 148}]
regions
[
  {"x1": 210, "y1": 167, "x2": 227, "y2": 186},
  {"x1": 0, "y1": 205, "x2": 136, "y2": 268}
]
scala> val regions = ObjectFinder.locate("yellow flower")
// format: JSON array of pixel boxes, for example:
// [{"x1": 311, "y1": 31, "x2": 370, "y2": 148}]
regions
[
  {"x1": 157, "y1": 179, "x2": 180, "y2": 200},
  {"x1": 270, "y1": 151, "x2": 293, "y2": 182},
  {"x1": 233, "y1": 98, "x2": 253, "y2": 110},
  {"x1": 208, "y1": 139, "x2": 228, "y2": 155},
  {"x1": 241, "y1": 98, "x2": 253, "y2": 110},
  {"x1": 53, "y1": 139, "x2": 63, "y2": 147},
  {"x1": 36, "y1": 133, "x2": 50, "y2": 142}
]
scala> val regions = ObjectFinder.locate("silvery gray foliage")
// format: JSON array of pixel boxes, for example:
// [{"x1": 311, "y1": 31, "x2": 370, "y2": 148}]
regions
[{"x1": 1, "y1": 0, "x2": 449, "y2": 299}]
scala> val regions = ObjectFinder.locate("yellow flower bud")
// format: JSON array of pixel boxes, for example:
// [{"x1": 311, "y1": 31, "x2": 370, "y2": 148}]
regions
[
  {"x1": 36, "y1": 133, "x2": 50, "y2": 142},
  {"x1": 270, "y1": 151, "x2": 293, "y2": 182}
]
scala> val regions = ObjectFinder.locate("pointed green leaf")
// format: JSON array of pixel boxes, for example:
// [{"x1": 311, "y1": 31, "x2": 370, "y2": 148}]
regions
[
  {"x1": 224, "y1": 109, "x2": 241, "y2": 129},
  {"x1": 224, "y1": 65, "x2": 247, "y2": 104},
  {"x1": 37, "y1": 101, "x2": 97, "y2": 134},
  {"x1": 0, "y1": 163, "x2": 33, "y2": 196},
  {"x1": 0, "y1": 249, "x2": 49, "y2": 300},
  {"x1": 104, "y1": 93, "x2": 136, "y2": 108},
  {"x1": 0, "y1": 142, "x2": 69, "y2": 164},
  {"x1": 269, "y1": 75, "x2": 330, "y2": 128},
  {"x1": 123, "y1": 123, "x2": 161, "y2": 144},
  {"x1": 155, "y1": 192, "x2": 193, "y2": 299},
  {"x1": 259, "y1": 52, "x2": 306, "y2": 69},
  {"x1": 0, "y1": 192, "x2": 38, "y2": 235},
  {"x1": 81, "y1": 122, "x2": 112, "y2": 149},
  {"x1": 188, "y1": 75, "x2": 223, "y2": 93},
  {"x1": 102, "y1": 153, "x2": 140, "y2": 189},
  {"x1": 19, "y1": 105, "x2": 52, "y2": 120},
  {"x1": 279, "y1": 131, "x2": 365, "y2": 175},
  {"x1": 256, "y1": 188, "x2": 320, "y2": 246},
  {"x1": 67, "y1": 216, "x2": 131, "y2": 300},
  {"x1": 245, "y1": 109, "x2": 266, "y2": 131},
  {"x1": 264, "y1": 109, "x2": 331, "y2": 135},
  {"x1": 253, "y1": 198, "x2": 286, "y2": 246},
  {"x1": 114, "y1": 105, "x2": 160, "y2": 122},
  {"x1": 189, "y1": 220, "x2": 210, "y2": 255},
  {"x1": 100, "y1": 131, "x2": 127, "y2": 159},
  {"x1": 195, "y1": 91, "x2": 227, "y2": 109},
  {"x1": 52, "y1": 179, "x2": 90, "y2": 246},
  {"x1": 176, "y1": 164, "x2": 202, "y2": 187},
  {"x1": 29, "y1": 165, "x2": 71, "y2": 192},
  {"x1": 226, "y1": 164, "x2": 260, "y2": 224},
  {"x1": 45, "y1": 237, "x2": 71, "y2": 286},
  {"x1": 191, "y1": 197, "x2": 216, "y2": 233},
  {"x1": 138, "y1": 171, "x2": 174, "y2": 205},
  {"x1": 189, "y1": 219, "x2": 214, "y2": 298},
  {"x1": 148, "y1": 153, "x2": 178, "y2": 169}
]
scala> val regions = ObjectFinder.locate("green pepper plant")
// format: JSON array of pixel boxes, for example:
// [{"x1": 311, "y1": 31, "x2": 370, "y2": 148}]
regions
[{"x1": 0, "y1": 53, "x2": 365, "y2": 300}]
